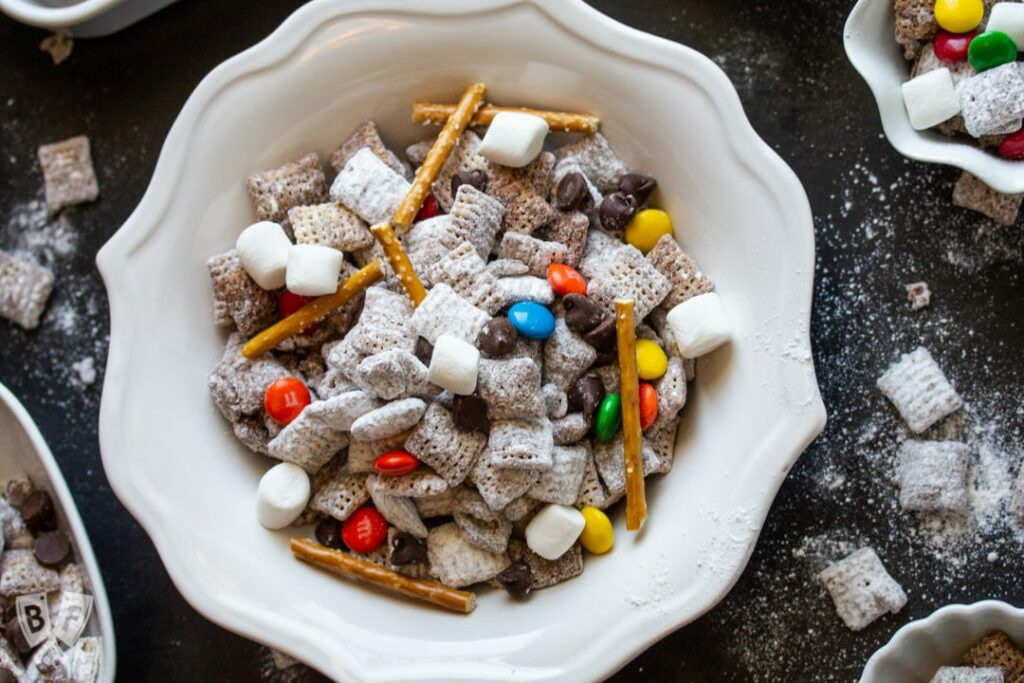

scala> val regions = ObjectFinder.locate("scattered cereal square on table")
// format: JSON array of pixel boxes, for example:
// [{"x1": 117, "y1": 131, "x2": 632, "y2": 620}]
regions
[
  {"x1": 405, "y1": 403, "x2": 487, "y2": 486},
  {"x1": 897, "y1": 440, "x2": 970, "y2": 515},
  {"x1": 206, "y1": 250, "x2": 278, "y2": 336},
  {"x1": 529, "y1": 444, "x2": 588, "y2": 505},
  {"x1": 0, "y1": 549, "x2": 60, "y2": 597},
  {"x1": 1012, "y1": 467, "x2": 1024, "y2": 526},
  {"x1": 499, "y1": 232, "x2": 569, "y2": 278},
  {"x1": 960, "y1": 631, "x2": 1024, "y2": 680},
  {"x1": 953, "y1": 171, "x2": 1024, "y2": 226},
  {"x1": 309, "y1": 471, "x2": 369, "y2": 521},
  {"x1": 488, "y1": 417, "x2": 554, "y2": 470},
  {"x1": 330, "y1": 120, "x2": 408, "y2": 178},
  {"x1": 929, "y1": 667, "x2": 1004, "y2": 683},
  {"x1": 330, "y1": 147, "x2": 410, "y2": 225},
  {"x1": 454, "y1": 512, "x2": 512, "y2": 554},
  {"x1": 587, "y1": 244, "x2": 672, "y2": 320},
  {"x1": 245, "y1": 152, "x2": 328, "y2": 222},
  {"x1": 449, "y1": 185, "x2": 505, "y2": 261},
  {"x1": 646, "y1": 234, "x2": 714, "y2": 310},
  {"x1": 877, "y1": 346, "x2": 962, "y2": 434},
  {"x1": 37, "y1": 135, "x2": 99, "y2": 211},
  {"x1": 468, "y1": 452, "x2": 541, "y2": 511},
  {"x1": 543, "y1": 317, "x2": 599, "y2": 392},
  {"x1": 553, "y1": 133, "x2": 628, "y2": 192},
  {"x1": 906, "y1": 281, "x2": 931, "y2": 310},
  {"x1": 538, "y1": 210, "x2": 590, "y2": 268},
  {"x1": 288, "y1": 202, "x2": 373, "y2": 252},
  {"x1": 477, "y1": 357, "x2": 546, "y2": 420},
  {"x1": 0, "y1": 250, "x2": 55, "y2": 330},
  {"x1": 508, "y1": 538, "x2": 583, "y2": 590},
  {"x1": 426, "y1": 522, "x2": 510, "y2": 588},
  {"x1": 817, "y1": 547, "x2": 907, "y2": 631},
  {"x1": 959, "y1": 63, "x2": 1024, "y2": 138},
  {"x1": 407, "y1": 283, "x2": 490, "y2": 345},
  {"x1": 366, "y1": 474, "x2": 427, "y2": 538}
]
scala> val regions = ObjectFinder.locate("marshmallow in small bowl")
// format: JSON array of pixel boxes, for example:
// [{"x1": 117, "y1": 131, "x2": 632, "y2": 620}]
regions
[
  {"x1": 901, "y1": 68, "x2": 961, "y2": 131},
  {"x1": 665, "y1": 292, "x2": 731, "y2": 359},
  {"x1": 256, "y1": 462, "x2": 311, "y2": 530},
  {"x1": 236, "y1": 221, "x2": 291, "y2": 290},
  {"x1": 286, "y1": 244, "x2": 344, "y2": 296},
  {"x1": 479, "y1": 112, "x2": 549, "y2": 168}
]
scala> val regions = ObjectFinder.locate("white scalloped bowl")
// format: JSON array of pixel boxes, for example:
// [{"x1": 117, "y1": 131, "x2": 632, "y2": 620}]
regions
[
  {"x1": 0, "y1": 383, "x2": 116, "y2": 682},
  {"x1": 844, "y1": 0, "x2": 1024, "y2": 194},
  {"x1": 861, "y1": 601, "x2": 1024, "y2": 682},
  {"x1": 95, "y1": 1, "x2": 826, "y2": 681}
]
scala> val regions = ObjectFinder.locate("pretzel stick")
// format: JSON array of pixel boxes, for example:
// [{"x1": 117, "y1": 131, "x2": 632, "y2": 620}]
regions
[
  {"x1": 393, "y1": 83, "x2": 487, "y2": 230},
  {"x1": 371, "y1": 223, "x2": 427, "y2": 307},
  {"x1": 241, "y1": 260, "x2": 384, "y2": 358},
  {"x1": 413, "y1": 103, "x2": 600, "y2": 134},
  {"x1": 290, "y1": 538, "x2": 476, "y2": 614},
  {"x1": 615, "y1": 299, "x2": 647, "y2": 532}
]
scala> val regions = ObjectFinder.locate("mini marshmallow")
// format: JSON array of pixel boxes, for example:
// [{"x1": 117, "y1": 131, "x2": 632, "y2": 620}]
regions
[
  {"x1": 256, "y1": 462, "x2": 311, "y2": 529},
  {"x1": 427, "y1": 333, "x2": 480, "y2": 395},
  {"x1": 665, "y1": 292, "x2": 731, "y2": 359},
  {"x1": 236, "y1": 221, "x2": 292, "y2": 290},
  {"x1": 524, "y1": 503, "x2": 585, "y2": 561},
  {"x1": 987, "y1": 2, "x2": 1024, "y2": 50},
  {"x1": 901, "y1": 68, "x2": 961, "y2": 130},
  {"x1": 286, "y1": 244, "x2": 344, "y2": 296},
  {"x1": 479, "y1": 112, "x2": 549, "y2": 168}
]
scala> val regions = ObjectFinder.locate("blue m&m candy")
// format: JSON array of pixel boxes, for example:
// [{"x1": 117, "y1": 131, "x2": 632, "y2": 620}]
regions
[{"x1": 507, "y1": 301, "x2": 555, "y2": 340}]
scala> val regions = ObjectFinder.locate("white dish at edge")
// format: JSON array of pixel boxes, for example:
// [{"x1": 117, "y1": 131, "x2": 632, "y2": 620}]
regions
[
  {"x1": 95, "y1": 0, "x2": 827, "y2": 681},
  {"x1": 0, "y1": 0, "x2": 178, "y2": 38},
  {"x1": 861, "y1": 601, "x2": 1024, "y2": 683},
  {"x1": 0, "y1": 382, "x2": 116, "y2": 682},
  {"x1": 844, "y1": 0, "x2": 1024, "y2": 194}
]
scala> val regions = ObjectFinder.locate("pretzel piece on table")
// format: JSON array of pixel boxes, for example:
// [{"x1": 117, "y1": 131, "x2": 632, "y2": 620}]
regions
[
  {"x1": 412, "y1": 103, "x2": 600, "y2": 134},
  {"x1": 290, "y1": 537, "x2": 476, "y2": 614},
  {"x1": 615, "y1": 298, "x2": 647, "y2": 532},
  {"x1": 241, "y1": 260, "x2": 385, "y2": 358}
]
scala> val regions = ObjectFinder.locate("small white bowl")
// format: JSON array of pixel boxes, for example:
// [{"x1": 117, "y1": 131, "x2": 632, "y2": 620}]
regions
[
  {"x1": 0, "y1": 0, "x2": 178, "y2": 38},
  {"x1": 96, "y1": 0, "x2": 826, "y2": 680},
  {"x1": 861, "y1": 601, "x2": 1024, "y2": 683},
  {"x1": 0, "y1": 382, "x2": 116, "y2": 682},
  {"x1": 844, "y1": 0, "x2": 1024, "y2": 194}
]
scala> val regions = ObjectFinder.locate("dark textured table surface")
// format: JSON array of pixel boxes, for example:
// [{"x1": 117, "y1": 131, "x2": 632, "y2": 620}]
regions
[{"x1": 3, "y1": 1, "x2": 1024, "y2": 681}]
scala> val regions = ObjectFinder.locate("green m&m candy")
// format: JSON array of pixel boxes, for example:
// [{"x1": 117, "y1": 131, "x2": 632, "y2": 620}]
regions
[
  {"x1": 968, "y1": 31, "x2": 1018, "y2": 72},
  {"x1": 594, "y1": 393, "x2": 622, "y2": 442}
]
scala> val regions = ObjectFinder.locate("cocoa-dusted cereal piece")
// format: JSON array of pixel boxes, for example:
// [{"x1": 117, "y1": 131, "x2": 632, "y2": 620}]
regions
[
  {"x1": 877, "y1": 347, "x2": 962, "y2": 434},
  {"x1": 542, "y1": 383, "x2": 568, "y2": 419},
  {"x1": 487, "y1": 417, "x2": 554, "y2": 471},
  {"x1": 451, "y1": 169, "x2": 488, "y2": 197},
  {"x1": 330, "y1": 148, "x2": 410, "y2": 225},
  {"x1": 587, "y1": 244, "x2": 671, "y2": 320},
  {"x1": 650, "y1": 355, "x2": 686, "y2": 432},
  {"x1": 953, "y1": 171, "x2": 1024, "y2": 226},
  {"x1": 553, "y1": 133, "x2": 628, "y2": 192},
  {"x1": 645, "y1": 234, "x2": 714, "y2": 310},
  {"x1": 407, "y1": 284, "x2": 489, "y2": 345},
  {"x1": 960, "y1": 631, "x2": 1024, "y2": 679},
  {"x1": 542, "y1": 318, "x2": 598, "y2": 392},
  {"x1": 353, "y1": 349, "x2": 429, "y2": 401},
  {"x1": 894, "y1": 0, "x2": 937, "y2": 60},
  {"x1": 365, "y1": 474, "x2": 428, "y2": 538},
  {"x1": 453, "y1": 512, "x2": 512, "y2": 554},
  {"x1": 467, "y1": 451, "x2": 539, "y2": 510},
  {"x1": 288, "y1": 202, "x2": 374, "y2": 252},
  {"x1": 552, "y1": 413, "x2": 590, "y2": 445},
  {"x1": 350, "y1": 398, "x2": 427, "y2": 442},
  {"x1": 369, "y1": 469, "x2": 449, "y2": 498},
  {"x1": 538, "y1": 210, "x2": 590, "y2": 267},
  {"x1": 498, "y1": 233, "x2": 569, "y2": 278},
  {"x1": 208, "y1": 336, "x2": 293, "y2": 420},
  {"x1": 308, "y1": 471, "x2": 369, "y2": 522},
  {"x1": 897, "y1": 440, "x2": 971, "y2": 515},
  {"x1": 206, "y1": 250, "x2": 279, "y2": 336},
  {"x1": 425, "y1": 242, "x2": 505, "y2": 315},
  {"x1": 529, "y1": 444, "x2": 588, "y2": 505},
  {"x1": 37, "y1": 135, "x2": 99, "y2": 211},
  {"x1": 0, "y1": 549, "x2": 59, "y2": 597},
  {"x1": 245, "y1": 152, "x2": 328, "y2": 222},
  {"x1": 426, "y1": 523, "x2": 510, "y2": 588},
  {"x1": 488, "y1": 171, "x2": 554, "y2": 236},
  {"x1": 507, "y1": 538, "x2": 583, "y2": 589},
  {"x1": 330, "y1": 120, "x2": 408, "y2": 178},
  {"x1": 267, "y1": 398, "x2": 355, "y2": 473},
  {"x1": 497, "y1": 276, "x2": 555, "y2": 307},
  {"x1": 404, "y1": 403, "x2": 487, "y2": 486},
  {"x1": 448, "y1": 185, "x2": 504, "y2": 261},
  {"x1": 477, "y1": 358, "x2": 546, "y2": 420},
  {"x1": 351, "y1": 286, "x2": 416, "y2": 356},
  {"x1": 0, "y1": 251, "x2": 54, "y2": 330}
]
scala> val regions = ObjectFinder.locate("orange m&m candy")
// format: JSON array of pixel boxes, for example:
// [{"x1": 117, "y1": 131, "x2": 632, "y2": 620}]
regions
[{"x1": 547, "y1": 264, "x2": 587, "y2": 296}]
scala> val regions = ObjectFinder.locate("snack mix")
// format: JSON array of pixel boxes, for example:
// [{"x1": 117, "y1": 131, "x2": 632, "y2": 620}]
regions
[{"x1": 207, "y1": 84, "x2": 732, "y2": 611}]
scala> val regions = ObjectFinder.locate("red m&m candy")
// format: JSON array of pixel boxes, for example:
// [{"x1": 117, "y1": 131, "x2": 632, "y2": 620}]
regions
[
  {"x1": 547, "y1": 264, "x2": 587, "y2": 296},
  {"x1": 999, "y1": 129, "x2": 1024, "y2": 161},
  {"x1": 415, "y1": 193, "x2": 440, "y2": 222},
  {"x1": 638, "y1": 382, "x2": 658, "y2": 430},
  {"x1": 341, "y1": 507, "x2": 388, "y2": 553},
  {"x1": 373, "y1": 450, "x2": 420, "y2": 476},
  {"x1": 278, "y1": 291, "x2": 318, "y2": 334},
  {"x1": 264, "y1": 377, "x2": 311, "y2": 426},
  {"x1": 933, "y1": 31, "x2": 978, "y2": 63}
]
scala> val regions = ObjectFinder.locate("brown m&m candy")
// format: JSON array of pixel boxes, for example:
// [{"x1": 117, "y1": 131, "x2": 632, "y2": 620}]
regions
[{"x1": 33, "y1": 530, "x2": 71, "y2": 567}]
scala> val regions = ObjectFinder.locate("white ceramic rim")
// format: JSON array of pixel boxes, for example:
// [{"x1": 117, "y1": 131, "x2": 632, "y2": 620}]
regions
[
  {"x1": 95, "y1": 0, "x2": 826, "y2": 680},
  {"x1": 0, "y1": 382, "x2": 117, "y2": 683},
  {"x1": 0, "y1": 0, "x2": 124, "y2": 29},
  {"x1": 843, "y1": 0, "x2": 1024, "y2": 194},
  {"x1": 860, "y1": 600, "x2": 1024, "y2": 682}
]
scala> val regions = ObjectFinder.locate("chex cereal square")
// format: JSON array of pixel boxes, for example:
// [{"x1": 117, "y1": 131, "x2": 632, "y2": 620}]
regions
[
  {"x1": 245, "y1": 152, "x2": 328, "y2": 222},
  {"x1": 37, "y1": 135, "x2": 99, "y2": 211}
]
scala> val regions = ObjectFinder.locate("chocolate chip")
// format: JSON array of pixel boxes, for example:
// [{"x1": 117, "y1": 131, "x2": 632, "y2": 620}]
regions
[
  {"x1": 618, "y1": 173, "x2": 657, "y2": 204},
  {"x1": 314, "y1": 518, "x2": 344, "y2": 550},
  {"x1": 563, "y1": 294, "x2": 608, "y2": 335},
  {"x1": 554, "y1": 172, "x2": 592, "y2": 212},
  {"x1": 581, "y1": 316, "x2": 617, "y2": 352},
  {"x1": 5, "y1": 618, "x2": 32, "y2": 656},
  {"x1": 3, "y1": 605, "x2": 16, "y2": 624},
  {"x1": 390, "y1": 532, "x2": 427, "y2": 565},
  {"x1": 477, "y1": 317, "x2": 517, "y2": 357},
  {"x1": 496, "y1": 561, "x2": 533, "y2": 599},
  {"x1": 20, "y1": 491, "x2": 55, "y2": 534},
  {"x1": 0, "y1": 668, "x2": 18, "y2": 683},
  {"x1": 568, "y1": 375, "x2": 606, "y2": 420},
  {"x1": 451, "y1": 169, "x2": 488, "y2": 197},
  {"x1": 598, "y1": 192, "x2": 638, "y2": 231},
  {"x1": 452, "y1": 394, "x2": 491, "y2": 434},
  {"x1": 33, "y1": 530, "x2": 70, "y2": 567}
]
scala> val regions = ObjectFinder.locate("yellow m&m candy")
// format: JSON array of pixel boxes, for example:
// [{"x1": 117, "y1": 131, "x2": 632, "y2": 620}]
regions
[
  {"x1": 624, "y1": 209, "x2": 673, "y2": 253},
  {"x1": 934, "y1": 0, "x2": 983, "y2": 34},
  {"x1": 579, "y1": 506, "x2": 613, "y2": 554},
  {"x1": 635, "y1": 339, "x2": 668, "y2": 380}
]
